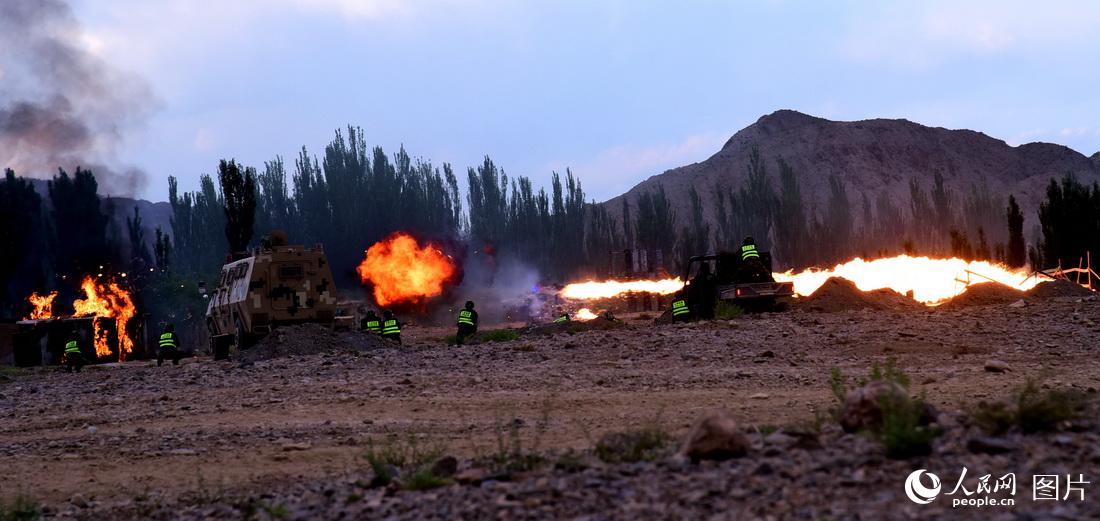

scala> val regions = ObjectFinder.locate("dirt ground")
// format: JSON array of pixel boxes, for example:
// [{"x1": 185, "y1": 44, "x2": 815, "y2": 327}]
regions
[{"x1": 2, "y1": 295, "x2": 1099, "y2": 516}]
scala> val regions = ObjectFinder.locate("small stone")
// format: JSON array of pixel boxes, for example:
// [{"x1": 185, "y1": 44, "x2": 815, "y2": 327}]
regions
[
  {"x1": 984, "y1": 360, "x2": 1011, "y2": 373},
  {"x1": 431, "y1": 456, "x2": 458, "y2": 477},
  {"x1": 1008, "y1": 299, "x2": 1026, "y2": 308},
  {"x1": 86, "y1": 426, "x2": 98, "y2": 435},
  {"x1": 455, "y1": 467, "x2": 490, "y2": 485},
  {"x1": 839, "y1": 380, "x2": 907, "y2": 432},
  {"x1": 678, "y1": 409, "x2": 749, "y2": 461},
  {"x1": 967, "y1": 436, "x2": 1017, "y2": 455},
  {"x1": 281, "y1": 442, "x2": 312, "y2": 451},
  {"x1": 749, "y1": 392, "x2": 769, "y2": 400},
  {"x1": 169, "y1": 448, "x2": 197, "y2": 456},
  {"x1": 70, "y1": 493, "x2": 88, "y2": 508},
  {"x1": 757, "y1": 350, "x2": 775, "y2": 358}
]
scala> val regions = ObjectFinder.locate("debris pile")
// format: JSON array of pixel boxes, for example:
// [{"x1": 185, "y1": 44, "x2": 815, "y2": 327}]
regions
[
  {"x1": 938, "y1": 283, "x2": 1024, "y2": 309},
  {"x1": 240, "y1": 324, "x2": 389, "y2": 362},
  {"x1": 796, "y1": 277, "x2": 920, "y2": 312},
  {"x1": 1026, "y1": 279, "x2": 1095, "y2": 299}
]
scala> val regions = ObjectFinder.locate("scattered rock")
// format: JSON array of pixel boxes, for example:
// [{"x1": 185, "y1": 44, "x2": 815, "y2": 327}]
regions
[
  {"x1": 984, "y1": 360, "x2": 1011, "y2": 373},
  {"x1": 838, "y1": 380, "x2": 907, "y2": 432},
  {"x1": 967, "y1": 436, "x2": 1018, "y2": 454},
  {"x1": 1008, "y1": 299, "x2": 1026, "y2": 308},
  {"x1": 280, "y1": 442, "x2": 312, "y2": 452},
  {"x1": 749, "y1": 393, "x2": 769, "y2": 400},
  {"x1": 431, "y1": 456, "x2": 458, "y2": 478},
  {"x1": 678, "y1": 410, "x2": 749, "y2": 461},
  {"x1": 70, "y1": 493, "x2": 89, "y2": 508}
]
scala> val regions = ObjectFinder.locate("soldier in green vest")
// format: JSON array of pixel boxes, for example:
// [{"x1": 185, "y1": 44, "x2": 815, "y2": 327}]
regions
[
  {"x1": 361, "y1": 309, "x2": 382, "y2": 334},
  {"x1": 739, "y1": 236, "x2": 768, "y2": 282},
  {"x1": 157, "y1": 323, "x2": 182, "y2": 366},
  {"x1": 670, "y1": 292, "x2": 691, "y2": 322},
  {"x1": 63, "y1": 332, "x2": 86, "y2": 373},
  {"x1": 456, "y1": 301, "x2": 478, "y2": 345},
  {"x1": 381, "y1": 310, "x2": 402, "y2": 344},
  {"x1": 552, "y1": 308, "x2": 570, "y2": 323}
]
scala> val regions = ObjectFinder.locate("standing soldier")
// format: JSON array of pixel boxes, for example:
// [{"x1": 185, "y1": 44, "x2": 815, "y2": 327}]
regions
[
  {"x1": 670, "y1": 292, "x2": 691, "y2": 322},
  {"x1": 63, "y1": 332, "x2": 86, "y2": 373},
  {"x1": 361, "y1": 309, "x2": 382, "y2": 334},
  {"x1": 381, "y1": 310, "x2": 402, "y2": 344},
  {"x1": 456, "y1": 301, "x2": 478, "y2": 345},
  {"x1": 158, "y1": 323, "x2": 182, "y2": 366}
]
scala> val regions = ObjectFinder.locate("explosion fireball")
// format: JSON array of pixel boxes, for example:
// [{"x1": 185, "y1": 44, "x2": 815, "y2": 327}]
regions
[
  {"x1": 26, "y1": 291, "x2": 58, "y2": 319},
  {"x1": 357, "y1": 232, "x2": 458, "y2": 307},
  {"x1": 574, "y1": 308, "x2": 599, "y2": 321},
  {"x1": 774, "y1": 255, "x2": 1039, "y2": 305}
]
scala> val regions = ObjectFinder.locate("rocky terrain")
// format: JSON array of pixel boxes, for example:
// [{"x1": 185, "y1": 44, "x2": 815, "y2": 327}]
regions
[{"x1": 2, "y1": 288, "x2": 1098, "y2": 519}]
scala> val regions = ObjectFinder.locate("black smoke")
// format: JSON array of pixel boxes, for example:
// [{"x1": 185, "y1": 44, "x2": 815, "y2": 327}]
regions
[{"x1": 0, "y1": 0, "x2": 153, "y2": 194}]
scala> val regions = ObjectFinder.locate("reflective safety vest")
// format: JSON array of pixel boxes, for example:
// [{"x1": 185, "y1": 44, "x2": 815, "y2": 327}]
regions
[
  {"x1": 382, "y1": 319, "x2": 401, "y2": 336},
  {"x1": 64, "y1": 340, "x2": 81, "y2": 354},
  {"x1": 457, "y1": 310, "x2": 475, "y2": 327},
  {"x1": 671, "y1": 299, "x2": 689, "y2": 316},
  {"x1": 365, "y1": 320, "x2": 381, "y2": 333},
  {"x1": 741, "y1": 244, "x2": 760, "y2": 261},
  {"x1": 553, "y1": 314, "x2": 570, "y2": 323},
  {"x1": 159, "y1": 332, "x2": 178, "y2": 349}
]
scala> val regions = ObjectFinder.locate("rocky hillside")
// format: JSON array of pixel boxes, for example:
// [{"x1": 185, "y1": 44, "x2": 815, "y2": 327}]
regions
[{"x1": 603, "y1": 110, "x2": 1100, "y2": 243}]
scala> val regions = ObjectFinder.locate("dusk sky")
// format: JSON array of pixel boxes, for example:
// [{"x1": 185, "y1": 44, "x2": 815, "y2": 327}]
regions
[{"x1": 57, "y1": 1, "x2": 1100, "y2": 200}]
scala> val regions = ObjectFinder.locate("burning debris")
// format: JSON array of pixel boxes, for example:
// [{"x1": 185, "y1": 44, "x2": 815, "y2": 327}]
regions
[
  {"x1": 356, "y1": 232, "x2": 458, "y2": 307},
  {"x1": 574, "y1": 308, "x2": 599, "y2": 321},
  {"x1": 26, "y1": 291, "x2": 58, "y2": 319},
  {"x1": 775, "y1": 255, "x2": 1039, "y2": 305},
  {"x1": 23, "y1": 276, "x2": 137, "y2": 360}
]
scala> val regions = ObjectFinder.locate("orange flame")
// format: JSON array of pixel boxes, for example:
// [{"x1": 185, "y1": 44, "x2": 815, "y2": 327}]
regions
[
  {"x1": 574, "y1": 308, "x2": 598, "y2": 321},
  {"x1": 561, "y1": 278, "x2": 684, "y2": 300},
  {"x1": 774, "y1": 255, "x2": 1039, "y2": 305},
  {"x1": 72, "y1": 277, "x2": 137, "y2": 359},
  {"x1": 26, "y1": 291, "x2": 58, "y2": 319},
  {"x1": 356, "y1": 232, "x2": 457, "y2": 307}
]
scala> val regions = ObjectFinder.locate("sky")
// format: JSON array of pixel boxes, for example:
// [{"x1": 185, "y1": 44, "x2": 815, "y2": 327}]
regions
[{"x1": 57, "y1": 0, "x2": 1100, "y2": 201}]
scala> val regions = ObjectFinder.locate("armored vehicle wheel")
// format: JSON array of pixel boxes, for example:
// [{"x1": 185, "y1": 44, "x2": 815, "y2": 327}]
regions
[{"x1": 234, "y1": 317, "x2": 254, "y2": 350}]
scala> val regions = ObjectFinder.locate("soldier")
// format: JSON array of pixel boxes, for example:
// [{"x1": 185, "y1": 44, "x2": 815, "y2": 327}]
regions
[
  {"x1": 739, "y1": 236, "x2": 768, "y2": 282},
  {"x1": 456, "y1": 301, "x2": 478, "y2": 345},
  {"x1": 381, "y1": 310, "x2": 402, "y2": 344},
  {"x1": 158, "y1": 323, "x2": 182, "y2": 366},
  {"x1": 361, "y1": 309, "x2": 382, "y2": 334},
  {"x1": 670, "y1": 292, "x2": 691, "y2": 322},
  {"x1": 553, "y1": 309, "x2": 571, "y2": 323},
  {"x1": 63, "y1": 332, "x2": 86, "y2": 373}
]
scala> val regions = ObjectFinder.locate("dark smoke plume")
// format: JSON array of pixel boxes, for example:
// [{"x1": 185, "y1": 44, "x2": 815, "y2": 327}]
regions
[{"x1": 0, "y1": 0, "x2": 153, "y2": 194}]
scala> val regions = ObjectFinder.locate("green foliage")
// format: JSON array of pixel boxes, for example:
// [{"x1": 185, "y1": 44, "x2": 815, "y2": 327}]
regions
[
  {"x1": 714, "y1": 301, "x2": 744, "y2": 320},
  {"x1": 831, "y1": 359, "x2": 939, "y2": 459},
  {"x1": 479, "y1": 329, "x2": 520, "y2": 343},
  {"x1": 1039, "y1": 175, "x2": 1100, "y2": 281},
  {"x1": 973, "y1": 379, "x2": 1089, "y2": 434},
  {"x1": 261, "y1": 503, "x2": 289, "y2": 520},
  {"x1": 594, "y1": 424, "x2": 670, "y2": 464},
  {"x1": 0, "y1": 495, "x2": 41, "y2": 521},
  {"x1": 633, "y1": 185, "x2": 677, "y2": 265},
  {"x1": 218, "y1": 159, "x2": 258, "y2": 253},
  {"x1": 363, "y1": 435, "x2": 450, "y2": 490},
  {"x1": 1005, "y1": 195, "x2": 1026, "y2": 268},
  {"x1": 487, "y1": 399, "x2": 553, "y2": 474}
]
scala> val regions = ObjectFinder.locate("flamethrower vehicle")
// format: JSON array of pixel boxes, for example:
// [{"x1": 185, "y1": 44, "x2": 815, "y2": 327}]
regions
[
  {"x1": 682, "y1": 251, "x2": 794, "y2": 312},
  {"x1": 206, "y1": 241, "x2": 338, "y2": 358}
]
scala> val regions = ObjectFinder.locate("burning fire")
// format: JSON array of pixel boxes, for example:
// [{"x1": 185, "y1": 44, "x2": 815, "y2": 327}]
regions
[
  {"x1": 357, "y1": 232, "x2": 457, "y2": 307},
  {"x1": 561, "y1": 278, "x2": 684, "y2": 300},
  {"x1": 574, "y1": 308, "x2": 599, "y2": 321},
  {"x1": 72, "y1": 277, "x2": 138, "y2": 359},
  {"x1": 26, "y1": 291, "x2": 58, "y2": 319},
  {"x1": 774, "y1": 255, "x2": 1040, "y2": 305}
]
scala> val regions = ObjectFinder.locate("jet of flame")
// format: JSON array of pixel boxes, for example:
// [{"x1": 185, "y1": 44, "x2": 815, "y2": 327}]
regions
[
  {"x1": 357, "y1": 232, "x2": 458, "y2": 307},
  {"x1": 560, "y1": 278, "x2": 684, "y2": 300},
  {"x1": 574, "y1": 308, "x2": 599, "y2": 321},
  {"x1": 26, "y1": 291, "x2": 58, "y2": 319},
  {"x1": 774, "y1": 255, "x2": 1039, "y2": 305},
  {"x1": 72, "y1": 277, "x2": 137, "y2": 359}
]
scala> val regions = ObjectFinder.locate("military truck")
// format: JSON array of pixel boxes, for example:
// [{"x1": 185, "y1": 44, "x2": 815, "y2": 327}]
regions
[
  {"x1": 681, "y1": 251, "x2": 794, "y2": 313},
  {"x1": 206, "y1": 241, "x2": 338, "y2": 358}
]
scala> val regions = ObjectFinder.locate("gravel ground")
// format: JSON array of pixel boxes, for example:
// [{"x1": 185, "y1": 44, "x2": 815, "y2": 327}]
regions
[{"x1": 2, "y1": 295, "x2": 1098, "y2": 519}]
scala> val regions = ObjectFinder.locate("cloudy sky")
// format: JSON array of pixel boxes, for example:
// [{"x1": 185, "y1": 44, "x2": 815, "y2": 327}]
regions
[{"x1": 61, "y1": 0, "x2": 1100, "y2": 200}]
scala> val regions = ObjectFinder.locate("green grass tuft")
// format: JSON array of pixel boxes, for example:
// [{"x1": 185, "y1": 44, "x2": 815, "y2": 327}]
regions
[
  {"x1": 0, "y1": 495, "x2": 41, "y2": 521},
  {"x1": 714, "y1": 301, "x2": 744, "y2": 320},
  {"x1": 973, "y1": 379, "x2": 1089, "y2": 434}
]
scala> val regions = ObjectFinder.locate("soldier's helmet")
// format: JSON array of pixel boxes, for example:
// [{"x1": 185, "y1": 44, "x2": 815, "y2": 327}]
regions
[
  {"x1": 465, "y1": 301, "x2": 475, "y2": 310},
  {"x1": 743, "y1": 236, "x2": 755, "y2": 246}
]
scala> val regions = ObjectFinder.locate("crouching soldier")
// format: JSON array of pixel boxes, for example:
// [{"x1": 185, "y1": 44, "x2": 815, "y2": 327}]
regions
[
  {"x1": 381, "y1": 310, "x2": 402, "y2": 344},
  {"x1": 670, "y1": 292, "x2": 691, "y2": 322},
  {"x1": 63, "y1": 333, "x2": 86, "y2": 373},
  {"x1": 158, "y1": 323, "x2": 182, "y2": 366},
  {"x1": 456, "y1": 301, "x2": 478, "y2": 345}
]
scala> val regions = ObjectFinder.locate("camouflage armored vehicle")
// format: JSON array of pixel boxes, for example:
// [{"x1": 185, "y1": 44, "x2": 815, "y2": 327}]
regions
[{"x1": 206, "y1": 240, "x2": 338, "y2": 357}]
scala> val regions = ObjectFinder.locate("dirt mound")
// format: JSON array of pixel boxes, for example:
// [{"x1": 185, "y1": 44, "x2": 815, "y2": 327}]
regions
[
  {"x1": 938, "y1": 282, "x2": 1024, "y2": 309},
  {"x1": 527, "y1": 317, "x2": 628, "y2": 336},
  {"x1": 796, "y1": 277, "x2": 920, "y2": 312},
  {"x1": 1027, "y1": 279, "x2": 1096, "y2": 299},
  {"x1": 240, "y1": 323, "x2": 390, "y2": 362}
]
